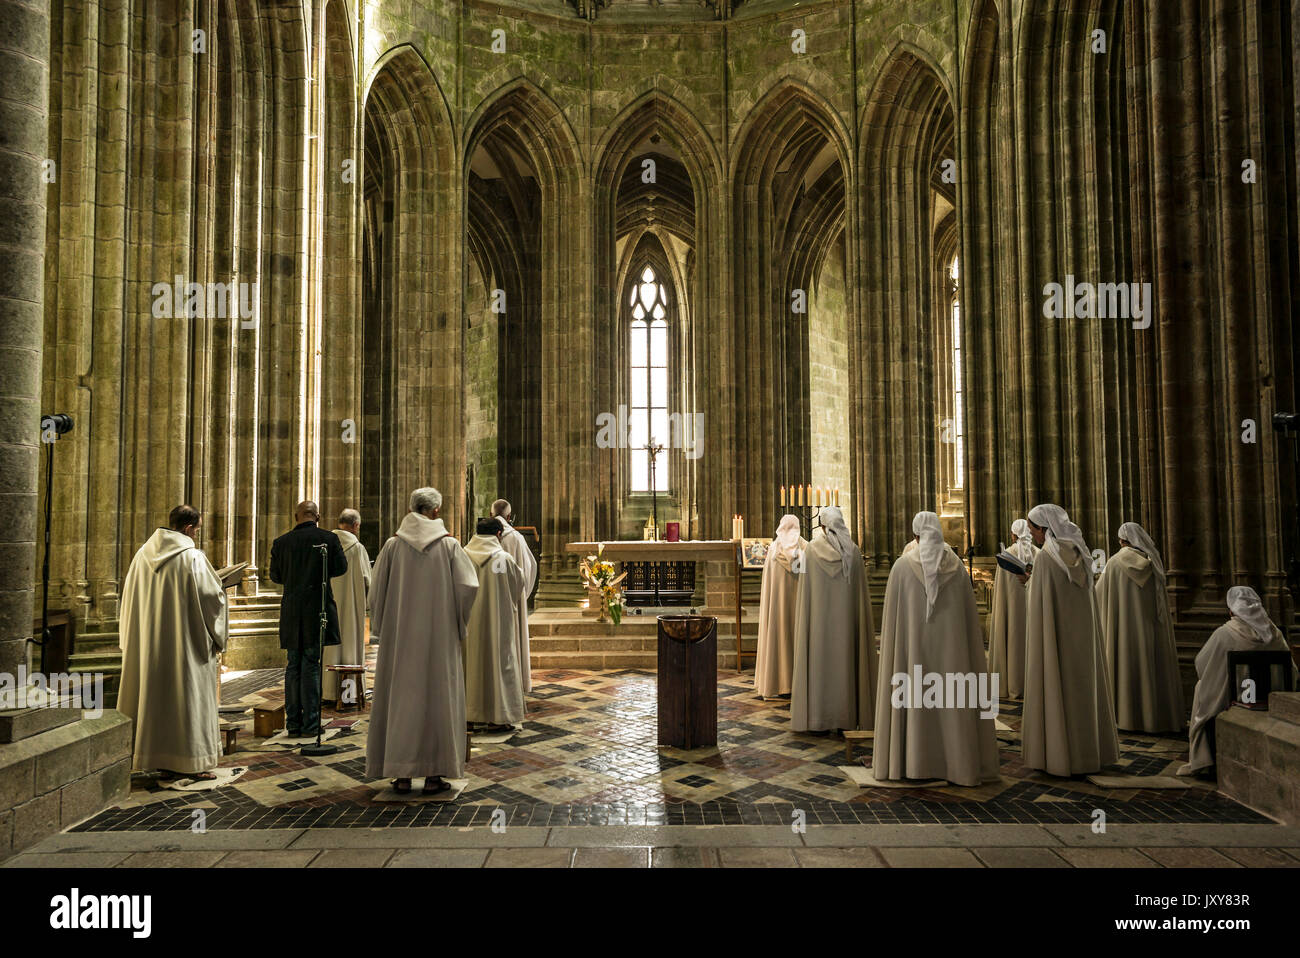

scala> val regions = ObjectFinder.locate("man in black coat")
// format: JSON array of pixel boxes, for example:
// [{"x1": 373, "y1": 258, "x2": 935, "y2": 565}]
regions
[{"x1": 270, "y1": 500, "x2": 348, "y2": 737}]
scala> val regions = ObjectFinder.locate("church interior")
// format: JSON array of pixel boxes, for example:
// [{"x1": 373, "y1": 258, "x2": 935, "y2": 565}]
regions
[{"x1": 2, "y1": 0, "x2": 1300, "y2": 891}]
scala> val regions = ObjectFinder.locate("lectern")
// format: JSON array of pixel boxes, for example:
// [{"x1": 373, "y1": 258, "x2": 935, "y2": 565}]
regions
[{"x1": 657, "y1": 615, "x2": 717, "y2": 749}]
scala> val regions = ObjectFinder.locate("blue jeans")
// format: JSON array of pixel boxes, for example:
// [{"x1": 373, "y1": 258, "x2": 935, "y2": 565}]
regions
[{"x1": 285, "y1": 645, "x2": 322, "y2": 736}]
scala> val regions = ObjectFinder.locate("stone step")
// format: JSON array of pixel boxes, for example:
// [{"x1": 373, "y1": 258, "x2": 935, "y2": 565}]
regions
[
  {"x1": 73, "y1": 633, "x2": 120, "y2": 654},
  {"x1": 67, "y1": 651, "x2": 123, "y2": 672},
  {"x1": 1271, "y1": 691, "x2": 1300, "y2": 726},
  {"x1": 0, "y1": 699, "x2": 83, "y2": 744}
]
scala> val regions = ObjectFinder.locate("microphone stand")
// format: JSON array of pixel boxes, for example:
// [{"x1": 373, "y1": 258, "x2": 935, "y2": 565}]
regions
[{"x1": 301, "y1": 542, "x2": 338, "y2": 756}]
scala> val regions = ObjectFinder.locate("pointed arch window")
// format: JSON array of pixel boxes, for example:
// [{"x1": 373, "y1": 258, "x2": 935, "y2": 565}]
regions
[{"x1": 629, "y1": 265, "x2": 669, "y2": 492}]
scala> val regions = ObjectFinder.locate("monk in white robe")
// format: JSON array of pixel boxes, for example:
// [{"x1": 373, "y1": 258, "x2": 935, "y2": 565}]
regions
[
  {"x1": 1096, "y1": 521, "x2": 1184, "y2": 732},
  {"x1": 989, "y1": 518, "x2": 1035, "y2": 699},
  {"x1": 464, "y1": 518, "x2": 526, "y2": 730},
  {"x1": 791, "y1": 506, "x2": 876, "y2": 732},
  {"x1": 323, "y1": 508, "x2": 371, "y2": 704},
  {"x1": 1178, "y1": 587, "x2": 1295, "y2": 776},
  {"x1": 1021, "y1": 503, "x2": 1120, "y2": 776},
  {"x1": 117, "y1": 505, "x2": 228, "y2": 778},
  {"x1": 756, "y1": 514, "x2": 807, "y2": 698},
  {"x1": 491, "y1": 499, "x2": 537, "y2": 693},
  {"x1": 366, "y1": 488, "x2": 479, "y2": 794},
  {"x1": 873, "y1": 512, "x2": 999, "y2": 785}
]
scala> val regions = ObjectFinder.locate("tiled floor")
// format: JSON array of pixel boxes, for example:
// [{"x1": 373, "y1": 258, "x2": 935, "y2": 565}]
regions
[{"x1": 67, "y1": 662, "x2": 1267, "y2": 834}]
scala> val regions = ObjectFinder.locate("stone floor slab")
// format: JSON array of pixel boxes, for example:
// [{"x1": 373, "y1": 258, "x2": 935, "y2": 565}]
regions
[
  {"x1": 793, "y1": 847, "x2": 887, "y2": 868},
  {"x1": 307, "y1": 848, "x2": 395, "y2": 867},
  {"x1": 213, "y1": 850, "x2": 319, "y2": 868},
  {"x1": 1, "y1": 851, "x2": 130, "y2": 868},
  {"x1": 718, "y1": 847, "x2": 799, "y2": 867},
  {"x1": 1041, "y1": 824, "x2": 1300, "y2": 847},
  {"x1": 572, "y1": 846, "x2": 650, "y2": 868},
  {"x1": 801, "y1": 823, "x2": 1057, "y2": 848},
  {"x1": 1054, "y1": 847, "x2": 1160, "y2": 867},
  {"x1": 386, "y1": 848, "x2": 489, "y2": 868},
  {"x1": 651, "y1": 847, "x2": 720, "y2": 868},
  {"x1": 971, "y1": 847, "x2": 1071, "y2": 868},
  {"x1": 1214, "y1": 847, "x2": 1300, "y2": 867},
  {"x1": 484, "y1": 847, "x2": 574, "y2": 868},
  {"x1": 878, "y1": 847, "x2": 985, "y2": 868},
  {"x1": 118, "y1": 850, "x2": 228, "y2": 868},
  {"x1": 1138, "y1": 846, "x2": 1244, "y2": 868}
]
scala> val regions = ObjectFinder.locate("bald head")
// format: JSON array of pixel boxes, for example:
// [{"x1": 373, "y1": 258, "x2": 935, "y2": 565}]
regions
[
  {"x1": 491, "y1": 499, "x2": 512, "y2": 522},
  {"x1": 295, "y1": 500, "x2": 320, "y2": 525}
]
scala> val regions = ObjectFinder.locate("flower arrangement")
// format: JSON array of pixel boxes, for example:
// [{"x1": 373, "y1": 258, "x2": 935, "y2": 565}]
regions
[{"x1": 579, "y1": 544, "x2": 626, "y2": 625}]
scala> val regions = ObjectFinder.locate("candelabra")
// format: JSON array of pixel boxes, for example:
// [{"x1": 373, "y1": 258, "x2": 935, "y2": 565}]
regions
[{"x1": 777, "y1": 484, "x2": 839, "y2": 539}]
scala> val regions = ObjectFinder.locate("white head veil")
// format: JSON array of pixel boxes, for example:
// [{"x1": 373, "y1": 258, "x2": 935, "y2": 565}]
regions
[
  {"x1": 773, "y1": 514, "x2": 801, "y2": 557},
  {"x1": 818, "y1": 506, "x2": 857, "y2": 579},
  {"x1": 1226, "y1": 586, "x2": 1277, "y2": 643},
  {"x1": 912, "y1": 511, "x2": 946, "y2": 619},
  {"x1": 1027, "y1": 503, "x2": 1091, "y2": 587},
  {"x1": 1011, "y1": 518, "x2": 1033, "y2": 554},
  {"x1": 1118, "y1": 521, "x2": 1164, "y2": 578}
]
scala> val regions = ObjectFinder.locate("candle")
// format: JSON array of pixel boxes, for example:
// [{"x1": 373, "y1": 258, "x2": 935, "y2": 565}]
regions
[
  {"x1": 817, "y1": 487, "x2": 823, "y2": 507},
  {"x1": 796, "y1": 485, "x2": 803, "y2": 507},
  {"x1": 834, "y1": 487, "x2": 840, "y2": 506},
  {"x1": 780, "y1": 485, "x2": 786, "y2": 507},
  {"x1": 805, "y1": 484, "x2": 812, "y2": 507}
]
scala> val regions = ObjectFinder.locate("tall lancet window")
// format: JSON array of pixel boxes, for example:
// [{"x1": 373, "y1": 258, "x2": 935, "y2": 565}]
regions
[
  {"x1": 950, "y1": 256, "x2": 964, "y2": 487},
  {"x1": 629, "y1": 264, "x2": 669, "y2": 492}
]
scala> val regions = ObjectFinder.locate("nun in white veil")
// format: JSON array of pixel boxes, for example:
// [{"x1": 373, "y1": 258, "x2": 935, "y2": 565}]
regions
[
  {"x1": 755, "y1": 514, "x2": 808, "y2": 698},
  {"x1": 872, "y1": 512, "x2": 999, "y2": 785},
  {"x1": 1095, "y1": 521, "x2": 1184, "y2": 732},
  {"x1": 790, "y1": 506, "x2": 877, "y2": 732},
  {"x1": 1178, "y1": 587, "x2": 1295, "y2": 776},
  {"x1": 1021, "y1": 503, "x2": 1120, "y2": 776},
  {"x1": 989, "y1": 518, "x2": 1036, "y2": 699}
]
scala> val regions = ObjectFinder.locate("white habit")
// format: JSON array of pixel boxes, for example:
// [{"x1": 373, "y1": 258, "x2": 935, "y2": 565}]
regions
[
  {"x1": 1095, "y1": 527, "x2": 1183, "y2": 732},
  {"x1": 366, "y1": 513, "x2": 479, "y2": 780},
  {"x1": 497, "y1": 516, "x2": 537, "y2": 693},
  {"x1": 1021, "y1": 504, "x2": 1120, "y2": 776},
  {"x1": 988, "y1": 519, "x2": 1035, "y2": 699},
  {"x1": 323, "y1": 528, "x2": 371, "y2": 702},
  {"x1": 463, "y1": 534, "x2": 527, "y2": 726},
  {"x1": 756, "y1": 514, "x2": 807, "y2": 698},
  {"x1": 791, "y1": 507, "x2": 877, "y2": 731},
  {"x1": 1179, "y1": 587, "x2": 1295, "y2": 775},
  {"x1": 872, "y1": 513, "x2": 999, "y2": 786},
  {"x1": 117, "y1": 528, "x2": 229, "y2": 773}
]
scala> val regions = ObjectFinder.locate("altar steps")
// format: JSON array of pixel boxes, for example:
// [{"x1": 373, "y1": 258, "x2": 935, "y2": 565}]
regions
[{"x1": 527, "y1": 609, "x2": 759, "y2": 671}]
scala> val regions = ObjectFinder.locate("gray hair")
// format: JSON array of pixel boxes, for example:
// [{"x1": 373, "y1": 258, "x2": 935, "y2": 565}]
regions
[
  {"x1": 338, "y1": 508, "x2": 361, "y2": 527},
  {"x1": 491, "y1": 498, "x2": 511, "y2": 519},
  {"x1": 409, "y1": 487, "x2": 442, "y2": 515}
]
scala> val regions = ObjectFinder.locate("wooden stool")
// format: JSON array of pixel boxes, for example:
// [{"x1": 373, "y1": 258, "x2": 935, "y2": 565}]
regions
[
  {"x1": 253, "y1": 704, "x2": 285, "y2": 738},
  {"x1": 327, "y1": 665, "x2": 368, "y2": 712},
  {"x1": 843, "y1": 729, "x2": 872, "y2": 763},
  {"x1": 220, "y1": 723, "x2": 239, "y2": 755}
]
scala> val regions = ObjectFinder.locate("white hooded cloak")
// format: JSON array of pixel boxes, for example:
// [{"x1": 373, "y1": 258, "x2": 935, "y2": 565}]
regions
[
  {"x1": 365, "y1": 513, "x2": 479, "y2": 780},
  {"x1": 117, "y1": 528, "x2": 229, "y2": 773},
  {"x1": 497, "y1": 516, "x2": 537, "y2": 693},
  {"x1": 323, "y1": 527, "x2": 371, "y2": 702},
  {"x1": 989, "y1": 518, "x2": 1035, "y2": 699},
  {"x1": 463, "y1": 533, "x2": 527, "y2": 726},
  {"x1": 756, "y1": 514, "x2": 808, "y2": 698}
]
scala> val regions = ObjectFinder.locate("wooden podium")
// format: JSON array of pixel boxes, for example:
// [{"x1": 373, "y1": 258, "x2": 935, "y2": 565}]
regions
[{"x1": 564, "y1": 540, "x2": 749, "y2": 670}]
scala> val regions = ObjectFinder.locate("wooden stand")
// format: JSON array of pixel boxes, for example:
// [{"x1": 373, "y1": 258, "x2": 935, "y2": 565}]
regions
[{"x1": 656, "y1": 615, "x2": 718, "y2": 749}]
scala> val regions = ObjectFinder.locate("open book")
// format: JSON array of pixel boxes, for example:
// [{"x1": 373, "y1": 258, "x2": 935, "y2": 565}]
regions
[
  {"x1": 216, "y1": 562, "x2": 247, "y2": 590},
  {"x1": 995, "y1": 551, "x2": 1028, "y2": 576}
]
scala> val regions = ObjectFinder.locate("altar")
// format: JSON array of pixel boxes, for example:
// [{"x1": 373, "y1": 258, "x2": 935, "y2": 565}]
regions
[{"x1": 564, "y1": 540, "x2": 749, "y2": 670}]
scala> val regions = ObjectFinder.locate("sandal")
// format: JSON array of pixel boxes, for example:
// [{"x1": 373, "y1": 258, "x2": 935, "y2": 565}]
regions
[
  {"x1": 422, "y1": 777, "x2": 452, "y2": 795},
  {"x1": 392, "y1": 778, "x2": 412, "y2": 794},
  {"x1": 189, "y1": 771, "x2": 219, "y2": 782}
]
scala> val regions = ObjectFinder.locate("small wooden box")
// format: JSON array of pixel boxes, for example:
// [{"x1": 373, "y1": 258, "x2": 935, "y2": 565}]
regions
[{"x1": 253, "y1": 705, "x2": 285, "y2": 737}]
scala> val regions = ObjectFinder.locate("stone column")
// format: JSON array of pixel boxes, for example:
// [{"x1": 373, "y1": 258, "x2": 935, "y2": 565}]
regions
[{"x1": 0, "y1": 0, "x2": 49, "y2": 678}]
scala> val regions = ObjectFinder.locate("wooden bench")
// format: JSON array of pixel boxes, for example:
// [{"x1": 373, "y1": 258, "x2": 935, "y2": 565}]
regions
[{"x1": 843, "y1": 729, "x2": 872, "y2": 763}]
